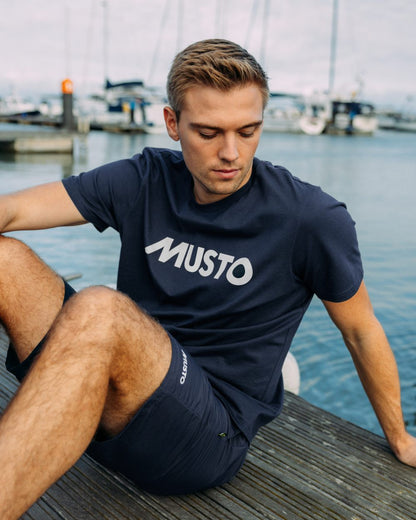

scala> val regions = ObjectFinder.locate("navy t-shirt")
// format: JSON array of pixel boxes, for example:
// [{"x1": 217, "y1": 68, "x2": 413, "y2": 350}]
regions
[{"x1": 62, "y1": 147, "x2": 363, "y2": 441}]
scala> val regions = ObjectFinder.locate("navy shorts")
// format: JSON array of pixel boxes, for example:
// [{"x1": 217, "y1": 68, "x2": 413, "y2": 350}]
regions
[{"x1": 5, "y1": 282, "x2": 249, "y2": 495}]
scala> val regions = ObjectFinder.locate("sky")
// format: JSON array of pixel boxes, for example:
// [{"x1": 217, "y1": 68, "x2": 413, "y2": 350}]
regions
[{"x1": 1, "y1": 0, "x2": 415, "y2": 110}]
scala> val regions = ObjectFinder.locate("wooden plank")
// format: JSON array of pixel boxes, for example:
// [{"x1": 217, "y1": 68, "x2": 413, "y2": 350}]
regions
[{"x1": 0, "y1": 327, "x2": 415, "y2": 519}]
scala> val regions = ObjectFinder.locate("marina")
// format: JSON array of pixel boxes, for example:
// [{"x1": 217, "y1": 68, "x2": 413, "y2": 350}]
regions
[
  {"x1": 0, "y1": 86, "x2": 413, "y2": 138},
  {"x1": 2, "y1": 0, "x2": 415, "y2": 139},
  {"x1": 0, "y1": 0, "x2": 415, "y2": 516}
]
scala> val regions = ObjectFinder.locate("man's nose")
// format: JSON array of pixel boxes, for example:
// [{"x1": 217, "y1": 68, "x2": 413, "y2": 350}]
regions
[{"x1": 218, "y1": 135, "x2": 239, "y2": 162}]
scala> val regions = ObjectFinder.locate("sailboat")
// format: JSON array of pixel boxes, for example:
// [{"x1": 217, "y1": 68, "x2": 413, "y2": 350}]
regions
[
  {"x1": 263, "y1": 0, "x2": 377, "y2": 135},
  {"x1": 77, "y1": 1, "x2": 166, "y2": 133},
  {"x1": 262, "y1": 92, "x2": 304, "y2": 133},
  {"x1": 299, "y1": 0, "x2": 377, "y2": 136}
]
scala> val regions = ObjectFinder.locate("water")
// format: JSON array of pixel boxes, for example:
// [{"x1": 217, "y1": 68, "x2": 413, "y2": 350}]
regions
[{"x1": 0, "y1": 126, "x2": 415, "y2": 437}]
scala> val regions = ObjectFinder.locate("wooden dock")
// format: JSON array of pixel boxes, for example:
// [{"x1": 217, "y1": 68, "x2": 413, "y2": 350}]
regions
[
  {"x1": 0, "y1": 328, "x2": 415, "y2": 519},
  {"x1": 0, "y1": 115, "x2": 150, "y2": 135}
]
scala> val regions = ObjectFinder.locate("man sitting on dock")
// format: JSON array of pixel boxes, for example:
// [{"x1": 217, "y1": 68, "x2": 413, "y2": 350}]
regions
[{"x1": 0, "y1": 39, "x2": 415, "y2": 519}]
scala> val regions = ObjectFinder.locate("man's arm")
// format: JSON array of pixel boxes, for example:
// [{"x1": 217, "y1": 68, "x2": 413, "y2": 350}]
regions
[
  {"x1": 323, "y1": 281, "x2": 416, "y2": 467},
  {"x1": 0, "y1": 181, "x2": 86, "y2": 233}
]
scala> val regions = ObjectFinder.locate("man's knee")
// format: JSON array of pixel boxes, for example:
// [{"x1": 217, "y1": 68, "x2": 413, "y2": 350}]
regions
[
  {"x1": 65, "y1": 285, "x2": 116, "y2": 314},
  {"x1": 53, "y1": 285, "x2": 170, "y2": 398},
  {"x1": 58, "y1": 285, "x2": 155, "y2": 352},
  {"x1": 0, "y1": 235, "x2": 32, "y2": 270},
  {"x1": 64, "y1": 285, "x2": 134, "y2": 320},
  {"x1": 0, "y1": 235, "x2": 57, "y2": 286},
  {"x1": 60, "y1": 285, "x2": 120, "y2": 334}
]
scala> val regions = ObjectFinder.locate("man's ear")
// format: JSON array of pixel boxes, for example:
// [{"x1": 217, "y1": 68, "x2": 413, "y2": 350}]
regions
[{"x1": 164, "y1": 106, "x2": 180, "y2": 141}]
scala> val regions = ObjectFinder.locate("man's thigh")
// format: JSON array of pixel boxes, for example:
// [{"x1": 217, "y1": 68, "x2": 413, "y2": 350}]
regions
[
  {"x1": 0, "y1": 236, "x2": 65, "y2": 361},
  {"x1": 86, "y1": 335, "x2": 249, "y2": 496},
  {"x1": 8, "y1": 282, "x2": 172, "y2": 439},
  {"x1": 6, "y1": 280, "x2": 76, "y2": 381}
]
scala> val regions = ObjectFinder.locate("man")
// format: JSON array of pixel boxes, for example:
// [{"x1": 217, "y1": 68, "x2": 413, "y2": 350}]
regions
[{"x1": 0, "y1": 39, "x2": 415, "y2": 518}]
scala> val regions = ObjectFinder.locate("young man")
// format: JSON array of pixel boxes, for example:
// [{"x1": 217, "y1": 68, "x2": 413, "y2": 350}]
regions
[{"x1": 0, "y1": 39, "x2": 415, "y2": 518}]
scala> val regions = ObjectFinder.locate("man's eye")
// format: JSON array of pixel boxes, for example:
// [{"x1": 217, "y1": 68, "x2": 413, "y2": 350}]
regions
[
  {"x1": 199, "y1": 132, "x2": 217, "y2": 140},
  {"x1": 239, "y1": 131, "x2": 255, "y2": 138}
]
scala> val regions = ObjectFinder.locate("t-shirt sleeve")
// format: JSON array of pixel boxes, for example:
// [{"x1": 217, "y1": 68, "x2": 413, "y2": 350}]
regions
[
  {"x1": 62, "y1": 157, "x2": 142, "y2": 232},
  {"x1": 292, "y1": 187, "x2": 364, "y2": 302}
]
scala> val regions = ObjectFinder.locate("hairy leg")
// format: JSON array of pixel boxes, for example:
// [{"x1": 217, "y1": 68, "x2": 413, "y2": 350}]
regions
[
  {"x1": 0, "y1": 286, "x2": 171, "y2": 519},
  {"x1": 0, "y1": 235, "x2": 65, "y2": 361}
]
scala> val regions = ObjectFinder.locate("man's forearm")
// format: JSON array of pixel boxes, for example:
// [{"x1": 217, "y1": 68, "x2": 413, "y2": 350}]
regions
[{"x1": 343, "y1": 319, "x2": 414, "y2": 462}]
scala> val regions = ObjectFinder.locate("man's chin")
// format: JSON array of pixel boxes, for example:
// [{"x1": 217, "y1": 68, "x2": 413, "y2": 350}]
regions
[{"x1": 194, "y1": 181, "x2": 244, "y2": 204}]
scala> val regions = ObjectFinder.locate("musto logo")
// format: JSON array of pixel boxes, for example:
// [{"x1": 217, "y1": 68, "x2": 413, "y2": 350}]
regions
[{"x1": 145, "y1": 237, "x2": 253, "y2": 286}]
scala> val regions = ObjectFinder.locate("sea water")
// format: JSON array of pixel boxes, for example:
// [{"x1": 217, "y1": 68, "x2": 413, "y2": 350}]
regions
[{"x1": 0, "y1": 125, "x2": 415, "y2": 436}]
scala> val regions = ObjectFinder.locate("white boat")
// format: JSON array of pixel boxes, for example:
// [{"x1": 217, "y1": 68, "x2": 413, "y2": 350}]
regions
[
  {"x1": 299, "y1": 115, "x2": 327, "y2": 135},
  {"x1": 0, "y1": 90, "x2": 39, "y2": 117},
  {"x1": 78, "y1": 80, "x2": 166, "y2": 133},
  {"x1": 298, "y1": 94, "x2": 330, "y2": 135},
  {"x1": 263, "y1": 93, "x2": 303, "y2": 133},
  {"x1": 297, "y1": 0, "x2": 378, "y2": 136},
  {"x1": 263, "y1": 91, "x2": 377, "y2": 136},
  {"x1": 378, "y1": 111, "x2": 416, "y2": 133},
  {"x1": 38, "y1": 94, "x2": 64, "y2": 118},
  {"x1": 328, "y1": 99, "x2": 378, "y2": 135},
  {"x1": 299, "y1": 94, "x2": 377, "y2": 136},
  {"x1": 393, "y1": 116, "x2": 416, "y2": 132}
]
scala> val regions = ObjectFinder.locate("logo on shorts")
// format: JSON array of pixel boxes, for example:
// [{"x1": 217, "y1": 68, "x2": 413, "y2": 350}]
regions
[{"x1": 180, "y1": 349, "x2": 188, "y2": 385}]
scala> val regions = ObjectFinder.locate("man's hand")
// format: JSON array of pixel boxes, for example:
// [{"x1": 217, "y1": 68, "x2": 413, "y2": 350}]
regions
[{"x1": 394, "y1": 432, "x2": 416, "y2": 467}]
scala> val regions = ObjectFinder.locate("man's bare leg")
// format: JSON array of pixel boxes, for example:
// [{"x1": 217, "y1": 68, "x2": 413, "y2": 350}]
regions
[
  {"x1": 0, "y1": 238, "x2": 171, "y2": 519},
  {"x1": 0, "y1": 235, "x2": 65, "y2": 361}
]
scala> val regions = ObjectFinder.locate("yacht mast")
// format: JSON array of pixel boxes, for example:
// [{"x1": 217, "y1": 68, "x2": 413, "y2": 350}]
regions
[
  {"x1": 102, "y1": 0, "x2": 109, "y2": 82},
  {"x1": 259, "y1": 0, "x2": 270, "y2": 67},
  {"x1": 328, "y1": 0, "x2": 338, "y2": 94}
]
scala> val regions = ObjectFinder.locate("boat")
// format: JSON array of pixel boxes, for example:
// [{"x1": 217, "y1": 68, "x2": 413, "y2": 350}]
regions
[
  {"x1": 263, "y1": 92, "x2": 303, "y2": 133},
  {"x1": 72, "y1": 0, "x2": 167, "y2": 134},
  {"x1": 377, "y1": 109, "x2": 416, "y2": 133},
  {"x1": 298, "y1": 0, "x2": 377, "y2": 136},
  {"x1": 329, "y1": 99, "x2": 377, "y2": 134},
  {"x1": 78, "y1": 80, "x2": 166, "y2": 133},
  {"x1": 0, "y1": 90, "x2": 40, "y2": 117},
  {"x1": 263, "y1": 92, "x2": 377, "y2": 136},
  {"x1": 264, "y1": 1, "x2": 377, "y2": 136},
  {"x1": 392, "y1": 115, "x2": 416, "y2": 132},
  {"x1": 298, "y1": 94, "x2": 329, "y2": 135},
  {"x1": 104, "y1": 79, "x2": 166, "y2": 132}
]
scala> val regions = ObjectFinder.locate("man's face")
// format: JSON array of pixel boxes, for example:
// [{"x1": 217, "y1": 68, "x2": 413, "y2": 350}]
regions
[{"x1": 164, "y1": 84, "x2": 264, "y2": 205}]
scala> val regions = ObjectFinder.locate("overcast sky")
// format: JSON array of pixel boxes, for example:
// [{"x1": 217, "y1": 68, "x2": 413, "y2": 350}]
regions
[{"x1": 1, "y1": 0, "x2": 415, "y2": 109}]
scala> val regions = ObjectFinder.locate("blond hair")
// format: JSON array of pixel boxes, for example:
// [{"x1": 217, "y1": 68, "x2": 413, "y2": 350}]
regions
[{"x1": 167, "y1": 39, "x2": 269, "y2": 117}]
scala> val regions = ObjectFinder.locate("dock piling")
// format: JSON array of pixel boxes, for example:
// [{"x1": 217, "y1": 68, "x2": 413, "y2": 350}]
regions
[{"x1": 61, "y1": 78, "x2": 75, "y2": 131}]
